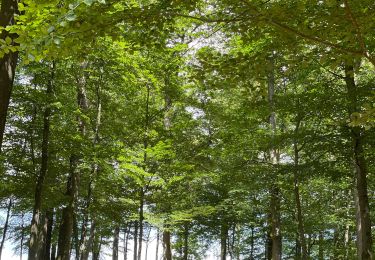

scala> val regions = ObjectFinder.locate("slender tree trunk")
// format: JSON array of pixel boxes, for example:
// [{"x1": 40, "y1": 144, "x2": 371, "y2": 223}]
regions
[
  {"x1": 220, "y1": 223, "x2": 228, "y2": 260},
  {"x1": 29, "y1": 62, "x2": 55, "y2": 260},
  {"x1": 92, "y1": 235, "x2": 102, "y2": 260},
  {"x1": 318, "y1": 231, "x2": 323, "y2": 260},
  {"x1": 51, "y1": 243, "x2": 56, "y2": 260},
  {"x1": 183, "y1": 223, "x2": 189, "y2": 260},
  {"x1": 0, "y1": 0, "x2": 18, "y2": 151},
  {"x1": 144, "y1": 227, "x2": 151, "y2": 260},
  {"x1": 73, "y1": 214, "x2": 80, "y2": 260},
  {"x1": 267, "y1": 56, "x2": 282, "y2": 260},
  {"x1": 137, "y1": 190, "x2": 144, "y2": 260},
  {"x1": 250, "y1": 226, "x2": 254, "y2": 260},
  {"x1": 112, "y1": 226, "x2": 120, "y2": 260},
  {"x1": 80, "y1": 80, "x2": 102, "y2": 260},
  {"x1": 344, "y1": 64, "x2": 372, "y2": 260},
  {"x1": 162, "y1": 231, "x2": 172, "y2": 260},
  {"x1": 124, "y1": 225, "x2": 129, "y2": 260},
  {"x1": 81, "y1": 220, "x2": 96, "y2": 260},
  {"x1": 57, "y1": 63, "x2": 88, "y2": 260},
  {"x1": 44, "y1": 210, "x2": 54, "y2": 260},
  {"x1": 20, "y1": 213, "x2": 25, "y2": 260},
  {"x1": 155, "y1": 230, "x2": 159, "y2": 260},
  {"x1": 133, "y1": 221, "x2": 138, "y2": 260},
  {"x1": 293, "y1": 118, "x2": 307, "y2": 260},
  {"x1": 0, "y1": 198, "x2": 12, "y2": 260}
]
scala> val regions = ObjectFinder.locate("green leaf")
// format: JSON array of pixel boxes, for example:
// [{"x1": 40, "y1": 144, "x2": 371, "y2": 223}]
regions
[
  {"x1": 83, "y1": 0, "x2": 94, "y2": 6},
  {"x1": 66, "y1": 11, "x2": 77, "y2": 21}
]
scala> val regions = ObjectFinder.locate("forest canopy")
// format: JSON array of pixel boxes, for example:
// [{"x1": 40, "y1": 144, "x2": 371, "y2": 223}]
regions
[{"x1": 0, "y1": 0, "x2": 374, "y2": 259}]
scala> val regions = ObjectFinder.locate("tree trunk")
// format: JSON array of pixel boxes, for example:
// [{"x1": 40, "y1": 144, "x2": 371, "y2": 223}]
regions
[
  {"x1": 133, "y1": 221, "x2": 138, "y2": 260},
  {"x1": 293, "y1": 117, "x2": 307, "y2": 260},
  {"x1": 80, "y1": 81, "x2": 101, "y2": 260},
  {"x1": 92, "y1": 235, "x2": 102, "y2": 260},
  {"x1": 183, "y1": 224, "x2": 189, "y2": 260},
  {"x1": 20, "y1": 213, "x2": 25, "y2": 260},
  {"x1": 267, "y1": 56, "x2": 282, "y2": 260},
  {"x1": 0, "y1": 198, "x2": 12, "y2": 260},
  {"x1": 250, "y1": 226, "x2": 254, "y2": 260},
  {"x1": 318, "y1": 231, "x2": 323, "y2": 260},
  {"x1": 124, "y1": 225, "x2": 129, "y2": 260},
  {"x1": 162, "y1": 230, "x2": 172, "y2": 260},
  {"x1": 220, "y1": 223, "x2": 228, "y2": 260},
  {"x1": 155, "y1": 230, "x2": 159, "y2": 260},
  {"x1": 112, "y1": 226, "x2": 120, "y2": 260},
  {"x1": 344, "y1": 64, "x2": 372, "y2": 259},
  {"x1": 44, "y1": 210, "x2": 54, "y2": 260},
  {"x1": 137, "y1": 190, "x2": 144, "y2": 260},
  {"x1": 81, "y1": 220, "x2": 96, "y2": 260},
  {"x1": 29, "y1": 62, "x2": 55, "y2": 260},
  {"x1": 57, "y1": 63, "x2": 88, "y2": 260},
  {"x1": 0, "y1": 0, "x2": 19, "y2": 151}
]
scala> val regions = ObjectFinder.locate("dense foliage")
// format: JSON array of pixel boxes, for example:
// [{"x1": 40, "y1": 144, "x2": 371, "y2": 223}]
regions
[{"x1": 0, "y1": 0, "x2": 374, "y2": 259}]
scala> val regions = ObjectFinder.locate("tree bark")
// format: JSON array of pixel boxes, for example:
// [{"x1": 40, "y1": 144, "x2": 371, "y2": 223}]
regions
[
  {"x1": 113, "y1": 226, "x2": 120, "y2": 260},
  {"x1": 81, "y1": 220, "x2": 96, "y2": 260},
  {"x1": 293, "y1": 117, "x2": 307, "y2": 260},
  {"x1": 133, "y1": 221, "x2": 138, "y2": 260},
  {"x1": 0, "y1": 0, "x2": 19, "y2": 151},
  {"x1": 124, "y1": 225, "x2": 130, "y2": 260},
  {"x1": 220, "y1": 223, "x2": 228, "y2": 260},
  {"x1": 79, "y1": 79, "x2": 102, "y2": 260},
  {"x1": 0, "y1": 198, "x2": 12, "y2": 260},
  {"x1": 44, "y1": 210, "x2": 54, "y2": 260},
  {"x1": 137, "y1": 190, "x2": 144, "y2": 260},
  {"x1": 183, "y1": 223, "x2": 189, "y2": 260},
  {"x1": 155, "y1": 230, "x2": 159, "y2": 260},
  {"x1": 344, "y1": 63, "x2": 372, "y2": 260},
  {"x1": 29, "y1": 61, "x2": 55, "y2": 260},
  {"x1": 162, "y1": 230, "x2": 172, "y2": 260},
  {"x1": 57, "y1": 63, "x2": 88, "y2": 260},
  {"x1": 267, "y1": 55, "x2": 282, "y2": 260}
]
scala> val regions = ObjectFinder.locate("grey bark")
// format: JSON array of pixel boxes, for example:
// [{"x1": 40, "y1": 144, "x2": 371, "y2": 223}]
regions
[
  {"x1": 344, "y1": 63, "x2": 372, "y2": 260},
  {"x1": 0, "y1": 0, "x2": 18, "y2": 151},
  {"x1": 29, "y1": 61, "x2": 55, "y2": 260},
  {"x1": 267, "y1": 56, "x2": 281, "y2": 260},
  {"x1": 0, "y1": 198, "x2": 12, "y2": 260},
  {"x1": 113, "y1": 226, "x2": 120, "y2": 260}
]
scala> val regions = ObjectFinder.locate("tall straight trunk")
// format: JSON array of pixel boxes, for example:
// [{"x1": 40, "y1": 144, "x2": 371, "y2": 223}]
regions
[
  {"x1": 92, "y1": 235, "x2": 102, "y2": 260},
  {"x1": 293, "y1": 117, "x2": 307, "y2": 260},
  {"x1": 112, "y1": 226, "x2": 120, "y2": 260},
  {"x1": 318, "y1": 231, "x2": 323, "y2": 260},
  {"x1": 183, "y1": 223, "x2": 189, "y2": 260},
  {"x1": 81, "y1": 220, "x2": 96, "y2": 260},
  {"x1": 56, "y1": 156, "x2": 78, "y2": 260},
  {"x1": 155, "y1": 230, "x2": 159, "y2": 260},
  {"x1": 133, "y1": 221, "x2": 138, "y2": 260},
  {"x1": 57, "y1": 63, "x2": 89, "y2": 260},
  {"x1": 51, "y1": 243, "x2": 56, "y2": 260},
  {"x1": 220, "y1": 223, "x2": 228, "y2": 260},
  {"x1": 124, "y1": 225, "x2": 130, "y2": 260},
  {"x1": 73, "y1": 214, "x2": 80, "y2": 260},
  {"x1": 344, "y1": 64, "x2": 372, "y2": 259},
  {"x1": 44, "y1": 210, "x2": 54, "y2": 260},
  {"x1": 0, "y1": 0, "x2": 18, "y2": 151},
  {"x1": 144, "y1": 227, "x2": 151, "y2": 260},
  {"x1": 20, "y1": 213, "x2": 25, "y2": 260},
  {"x1": 250, "y1": 226, "x2": 254, "y2": 260},
  {"x1": 80, "y1": 81, "x2": 102, "y2": 260},
  {"x1": 267, "y1": 56, "x2": 281, "y2": 260},
  {"x1": 29, "y1": 62, "x2": 55, "y2": 260},
  {"x1": 162, "y1": 231, "x2": 172, "y2": 260},
  {"x1": 137, "y1": 190, "x2": 144, "y2": 260},
  {"x1": 0, "y1": 198, "x2": 12, "y2": 260}
]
